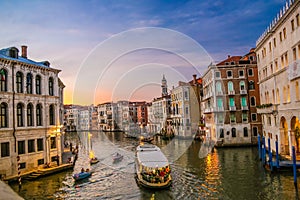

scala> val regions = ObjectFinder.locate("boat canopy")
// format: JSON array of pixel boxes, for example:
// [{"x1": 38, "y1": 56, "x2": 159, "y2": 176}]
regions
[{"x1": 136, "y1": 144, "x2": 169, "y2": 168}]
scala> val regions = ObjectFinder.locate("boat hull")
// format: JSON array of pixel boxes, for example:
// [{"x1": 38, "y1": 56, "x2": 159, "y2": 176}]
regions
[
  {"x1": 72, "y1": 172, "x2": 91, "y2": 181},
  {"x1": 135, "y1": 173, "x2": 172, "y2": 189}
]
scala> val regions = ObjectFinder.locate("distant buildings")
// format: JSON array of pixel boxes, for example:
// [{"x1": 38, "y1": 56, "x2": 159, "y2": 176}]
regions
[
  {"x1": 0, "y1": 46, "x2": 64, "y2": 178},
  {"x1": 256, "y1": 0, "x2": 300, "y2": 155}
]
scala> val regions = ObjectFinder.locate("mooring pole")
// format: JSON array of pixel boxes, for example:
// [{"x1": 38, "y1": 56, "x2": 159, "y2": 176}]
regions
[
  {"x1": 258, "y1": 135, "x2": 261, "y2": 160},
  {"x1": 268, "y1": 138, "x2": 273, "y2": 171},
  {"x1": 262, "y1": 137, "x2": 266, "y2": 165},
  {"x1": 275, "y1": 139, "x2": 279, "y2": 169},
  {"x1": 292, "y1": 146, "x2": 297, "y2": 187}
]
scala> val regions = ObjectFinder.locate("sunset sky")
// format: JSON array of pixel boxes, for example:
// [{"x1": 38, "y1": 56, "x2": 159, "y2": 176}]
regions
[{"x1": 0, "y1": 0, "x2": 286, "y2": 105}]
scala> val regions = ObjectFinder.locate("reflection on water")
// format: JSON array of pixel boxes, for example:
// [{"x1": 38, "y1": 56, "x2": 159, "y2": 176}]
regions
[{"x1": 10, "y1": 131, "x2": 300, "y2": 200}]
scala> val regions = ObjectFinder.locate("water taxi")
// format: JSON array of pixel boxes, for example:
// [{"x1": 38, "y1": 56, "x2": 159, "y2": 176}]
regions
[{"x1": 135, "y1": 144, "x2": 172, "y2": 189}]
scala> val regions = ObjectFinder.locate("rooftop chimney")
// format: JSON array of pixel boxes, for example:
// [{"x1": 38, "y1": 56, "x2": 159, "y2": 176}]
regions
[
  {"x1": 193, "y1": 74, "x2": 197, "y2": 85},
  {"x1": 228, "y1": 55, "x2": 230, "y2": 58},
  {"x1": 21, "y1": 45, "x2": 27, "y2": 58}
]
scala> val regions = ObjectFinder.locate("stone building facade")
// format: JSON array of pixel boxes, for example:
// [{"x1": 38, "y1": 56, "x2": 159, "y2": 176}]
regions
[
  {"x1": 0, "y1": 46, "x2": 64, "y2": 178},
  {"x1": 256, "y1": 0, "x2": 300, "y2": 155}
]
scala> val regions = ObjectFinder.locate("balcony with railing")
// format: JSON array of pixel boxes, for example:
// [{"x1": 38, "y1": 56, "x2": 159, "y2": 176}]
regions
[
  {"x1": 240, "y1": 90, "x2": 247, "y2": 95},
  {"x1": 228, "y1": 90, "x2": 235, "y2": 95},
  {"x1": 256, "y1": 104, "x2": 278, "y2": 114},
  {"x1": 229, "y1": 106, "x2": 236, "y2": 111}
]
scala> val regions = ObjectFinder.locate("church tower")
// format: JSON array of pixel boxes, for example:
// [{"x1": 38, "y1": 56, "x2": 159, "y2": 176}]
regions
[{"x1": 161, "y1": 74, "x2": 168, "y2": 97}]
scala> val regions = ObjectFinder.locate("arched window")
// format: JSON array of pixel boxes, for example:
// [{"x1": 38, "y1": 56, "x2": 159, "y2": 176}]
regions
[
  {"x1": 296, "y1": 82, "x2": 300, "y2": 101},
  {"x1": 26, "y1": 73, "x2": 33, "y2": 94},
  {"x1": 276, "y1": 88, "x2": 280, "y2": 104},
  {"x1": 232, "y1": 128, "x2": 236, "y2": 137},
  {"x1": 272, "y1": 89, "x2": 275, "y2": 104},
  {"x1": 36, "y1": 75, "x2": 41, "y2": 95},
  {"x1": 0, "y1": 102, "x2": 8, "y2": 128},
  {"x1": 216, "y1": 81, "x2": 222, "y2": 93},
  {"x1": 249, "y1": 81, "x2": 255, "y2": 90},
  {"x1": 17, "y1": 103, "x2": 24, "y2": 127},
  {"x1": 243, "y1": 127, "x2": 248, "y2": 137},
  {"x1": 240, "y1": 81, "x2": 245, "y2": 90},
  {"x1": 220, "y1": 128, "x2": 224, "y2": 138},
  {"x1": 16, "y1": 72, "x2": 23, "y2": 93},
  {"x1": 27, "y1": 103, "x2": 34, "y2": 126},
  {"x1": 49, "y1": 77, "x2": 54, "y2": 96},
  {"x1": 228, "y1": 81, "x2": 234, "y2": 92},
  {"x1": 250, "y1": 96, "x2": 256, "y2": 106},
  {"x1": 287, "y1": 85, "x2": 290, "y2": 102},
  {"x1": 49, "y1": 104, "x2": 55, "y2": 125},
  {"x1": 283, "y1": 86, "x2": 287, "y2": 103},
  {"x1": 0, "y1": 68, "x2": 7, "y2": 92},
  {"x1": 36, "y1": 104, "x2": 42, "y2": 126}
]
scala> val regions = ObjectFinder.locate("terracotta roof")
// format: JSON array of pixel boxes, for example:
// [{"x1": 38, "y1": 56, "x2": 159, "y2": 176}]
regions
[{"x1": 217, "y1": 56, "x2": 242, "y2": 66}]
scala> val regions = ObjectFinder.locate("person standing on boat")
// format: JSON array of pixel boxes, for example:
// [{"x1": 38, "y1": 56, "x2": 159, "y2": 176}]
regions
[{"x1": 56, "y1": 154, "x2": 60, "y2": 166}]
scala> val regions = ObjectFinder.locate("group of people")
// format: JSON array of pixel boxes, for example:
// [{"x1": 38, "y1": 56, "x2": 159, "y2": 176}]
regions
[
  {"x1": 141, "y1": 166, "x2": 171, "y2": 183},
  {"x1": 81, "y1": 168, "x2": 90, "y2": 173}
]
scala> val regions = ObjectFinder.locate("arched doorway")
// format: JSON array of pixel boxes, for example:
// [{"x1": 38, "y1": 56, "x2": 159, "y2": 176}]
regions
[
  {"x1": 280, "y1": 117, "x2": 289, "y2": 155},
  {"x1": 291, "y1": 116, "x2": 300, "y2": 153}
]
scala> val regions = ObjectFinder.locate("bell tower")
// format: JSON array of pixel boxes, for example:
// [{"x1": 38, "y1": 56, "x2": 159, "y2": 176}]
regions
[{"x1": 161, "y1": 74, "x2": 168, "y2": 97}]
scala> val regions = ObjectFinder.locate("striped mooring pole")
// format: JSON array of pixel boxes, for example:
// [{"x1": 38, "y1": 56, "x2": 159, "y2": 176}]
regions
[{"x1": 17, "y1": 155, "x2": 21, "y2": 190}]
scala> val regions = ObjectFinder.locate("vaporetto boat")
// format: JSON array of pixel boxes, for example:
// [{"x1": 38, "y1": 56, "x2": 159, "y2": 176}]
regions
[{"x1": 135, "y1": 144, "x2": 172, "y2": 189}]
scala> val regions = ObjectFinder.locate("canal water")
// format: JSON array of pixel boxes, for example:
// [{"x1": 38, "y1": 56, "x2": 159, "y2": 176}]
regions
[{"x1": 10, "y1": 131, "x2": 300, "y2": 200}]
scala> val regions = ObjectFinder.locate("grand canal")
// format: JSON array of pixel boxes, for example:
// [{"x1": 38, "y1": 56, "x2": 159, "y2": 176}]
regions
[{"x1": 10, "y1": 131, "x2": 300, "y2": 200}]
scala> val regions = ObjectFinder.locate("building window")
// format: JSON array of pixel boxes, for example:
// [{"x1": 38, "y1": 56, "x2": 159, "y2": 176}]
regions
[
  {"x1": 185, "y1": 107, "x2": 189, "y2": 115},
  {"x1": 49, "y1": 104, "x2": 55, "y2": 125},
  {"x1": 273, "y1": 38, "x2": 276, "y2": 48},
  {"x1": 291, "y1": 19, "x2": 295, "y2": 31},
  {"x1": 287, "y1": 85, "x2": 291, "y2": 103},
  {"x1": 220, "y1": 128, "x2": 224, "y2": 138},
  {"x1": 26, "y1": 73, "x2": 33, "y2": 94},
  {"x1": 276, "y1": 88, "x2": 280, "y2": 104},
  {"x1": 217, "y1": 114, "x2": 224, "y2": 124},
  {"x1": 27, "y1": 103, "x2": 34, "y2": 127},
  {"x1": 38, "y1": 159, "x2": 44, "y2": 166},
  {"x1": 296, "y1": 82, "x2": 300, "y2": 101},
  {"x1": 18, "y1": 140, "x2": 25, "y2": 155},
  {"x1": 28, "y1": 139, "x2": 35, "y2": 153},
  {"x1": 251, "y1": 113, "x2": 257, "y2": 121},
  {"x1": 0, "y1": 103, "x2": 8, "y2": 128},
  {"x1": 17, "y1": 103, "x2": 24, "y2": 127},
  {"x1": 0, "y1": 68, "x2": 7, "y2": 92},
  {"x1": 249, "y1": 81, "x2": 255, "y2": 90},
  {"x1": 19, "y1": 163, "x2": 26, "y2": 169},
  {"x1": 250, "y1": 96, "x2": 256, "y2": 106},
  {"x1": 241, "y1": 97, "x2": 247, "y2": 107},
  {"x1": 217, "y1": 98, "x2": 223, "y2": 109},
  {"x1": 240, "y1": 81, "x2": 245, "y2": 90},
  {"x1": 229, "y1": 97, "x2": 235, "y2": 107},
  {"x1": 228, "y1": 81, "x2": 234, "y2": 93},
  {"x1": 215, "y1": 71, "x2": 221, "y2": 78},
  {"x1": 37, "y1": 138, "x2": 44, "y2": 151},
  {"x1": 49, "y1": 77, "x2": 54, "y2": 96},
  {"x1": 239, "y1": 70, "x2": 244, "y2": 77},
  {"x1": 216, "y1": 82, "x2": 222, "y2": 94},
  {"x1": 1, "y1": 142, "x2": 10, "y2": 157},
  {"x1": 283, "y1": 28, "x2": 286, "y2": 39},
  {"x1": 293, "y1": 48, "x2": 297, "y2": 61},
  {"x1": 248, "y1": 68, "x2": 253, "y2": 76},
  {"x1": 232, "y1": 128, "x2": 236, "y2": 137},
  {"x1": 279, "y1": 32, "x2": 282, "y2": 42},
  {"x1": 227, "y1": 71, "x2": 233, "y2": 78},
  {"x1": 50, "y1": 137, "x2": 56, "y2": 149},
  {"x1": 16, "y1": 71, "x2": 23, "y2": 93},
  {"x1": 297, "y1": 14, "x2": 300, "y2": 27},
  {"x1": 230, "y1": 113, "x2": 236, "y2": 123},
  {"x1": 36, "y1": 75, "x2": 41, "y2": 95},
  {"x1": 243, "y1": 127, "x2": 248, "y2": 137},
  {"x1": 36, "y1": 104, "x2": 42, "y2": 126},
  {"x1": 253, "y1": 127, "x2": 258, "y2": 137},
  {"x1": 242, "y1": 112, "x2": 248, "y2": 122}
]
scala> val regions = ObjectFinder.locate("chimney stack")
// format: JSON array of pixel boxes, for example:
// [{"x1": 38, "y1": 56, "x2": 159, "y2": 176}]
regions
[
  {"x1": 193, "y1": 74, "x2": 197, "y2": 85},
  {"x1": 21, "y1": 45, "x2": 27, "y2": 58},
  {"x1": 228, "y1": 55, "x2": 230, "y2": 58}
]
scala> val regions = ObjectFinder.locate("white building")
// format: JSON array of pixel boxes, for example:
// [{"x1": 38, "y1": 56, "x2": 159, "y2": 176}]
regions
[
  {"x1": 256, "y1": 0, "x2": 300, "y2": 155},
  {"x1": 0, "y1": 46, "x2": 64, "y2": 178},
  {"x1": 170, "y1": 81, "x2": 199, "y2": 138}
]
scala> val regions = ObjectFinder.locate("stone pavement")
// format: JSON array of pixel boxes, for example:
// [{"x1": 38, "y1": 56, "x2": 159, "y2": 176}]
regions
[{"x1": 0, "y1": 181, "x2": 23, "y2": 200}]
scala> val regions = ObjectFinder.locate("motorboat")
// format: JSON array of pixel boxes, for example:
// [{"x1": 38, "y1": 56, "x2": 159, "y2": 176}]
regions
[
  {"x1": 113, "y1": 152, "x2": 123, "y2": 162},
  {"x1": 135, "y1": 144, "x2": 172, "y2": 189},
  {"x1": 72, "y1": 171, "x2": 91, "y2": 181},
  {"x1": 90, "y1": 157, "x2": 99, "y2": 165}
]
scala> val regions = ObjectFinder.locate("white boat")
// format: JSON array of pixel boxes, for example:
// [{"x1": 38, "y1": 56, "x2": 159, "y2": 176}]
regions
[
  {"x1": 135, "y1": 144, "x2": 172, "y2": 189},
  {"x1": 113, "y1": 152, "x2": 123, "y2": 162}
]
